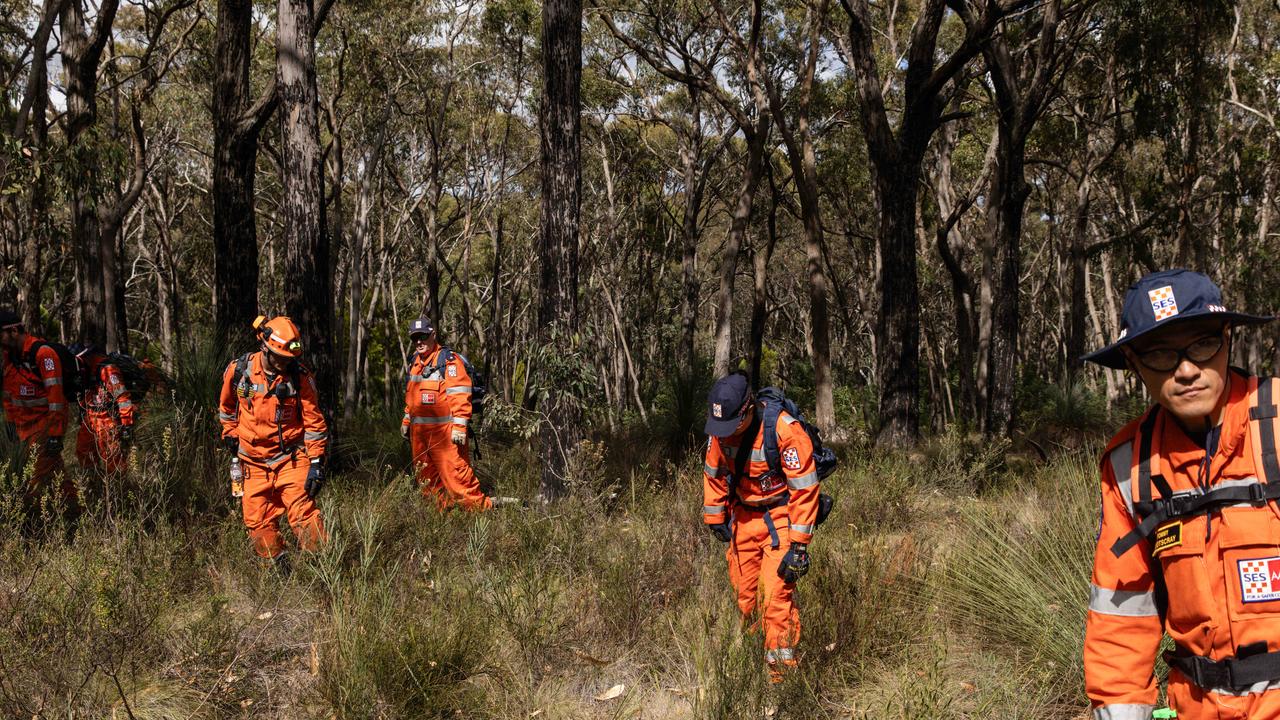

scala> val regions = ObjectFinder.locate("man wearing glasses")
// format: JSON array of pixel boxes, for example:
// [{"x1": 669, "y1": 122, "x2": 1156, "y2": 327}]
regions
[{"x1": 1082, "y1": 269, "x2": 1280, "y2": 719}]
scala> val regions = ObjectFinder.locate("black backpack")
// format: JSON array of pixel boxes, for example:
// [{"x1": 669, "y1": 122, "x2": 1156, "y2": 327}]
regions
[
  {"x1": 757, "y1": 386, "x2": 839, "y2": 480},
  {"x1": 24, "y1": 341, "x2": 86, "y2": 399},
  {"x1": 101, "y1": 352, "x2": 154, "y2": 403}
]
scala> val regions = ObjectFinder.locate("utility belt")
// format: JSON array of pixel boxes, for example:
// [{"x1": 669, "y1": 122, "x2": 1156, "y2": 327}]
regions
[
  {"x1": 1166, "y1": 642, "x2": 1280, "y2": 693},
  {"x1": 729, "y1": 491, "x2": 834, "y2": 549}
]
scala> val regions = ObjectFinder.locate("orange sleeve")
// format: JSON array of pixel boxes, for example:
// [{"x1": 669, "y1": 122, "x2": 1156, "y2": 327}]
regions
[
  {"x1": 35, "y1": 345, "x2": 66, "y2": 437},
  {"x1": 101, "y1": 364, "x2": 135, "y2": 426},
  {"x1": 703, "y1": 437, "x2": 729, "y2": 525},
  {"x1": 777, "y1": 416, "x2": 818, "y2": 545},
  {"x1": 300, "y1": 371, "x2": 328, "y2": 459},
  {"x1": 217, "y1": 360, "x2": 240, "y2": 443},
  {"x1": 1084, "y1": 446, "x2": 1160, "y2": 717},
  {"x1": 443, "y1": 353, "x2": 472, "y2": 427}
]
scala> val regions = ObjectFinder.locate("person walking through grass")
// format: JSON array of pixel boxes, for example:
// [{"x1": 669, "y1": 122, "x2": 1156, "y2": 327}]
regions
[{"x1": 1083, "y1": 269, "x2": 1280, "y2": 719}]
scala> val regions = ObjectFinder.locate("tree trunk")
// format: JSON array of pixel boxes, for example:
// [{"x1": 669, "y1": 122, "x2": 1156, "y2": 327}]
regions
[
  {"x1": 749, "y1": 180, "x2": 781, "y2": 387},
  {"x1": 212, "y1": 0, "x2": 265, "y2": 346},
  {"x1": 711, "y1": 115, "x2": 769, "y2": 377},
  {"x1": 537, "y1": 0, "x2": 583, "y2": 501},
  {"x1": 874, "y1": 161, "x2": 923, "y2": 447},
  {"x1": 278, "y1": 0, "x2": 334, "y2": 404}
]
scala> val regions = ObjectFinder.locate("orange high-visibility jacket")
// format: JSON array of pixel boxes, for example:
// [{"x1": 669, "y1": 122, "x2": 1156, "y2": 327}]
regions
[
  {"x1": 2, "y1": 335, "x2": 68, "y2": 440},
  {"x1": 702, "y1": 411, "x2": 820, "y2": 545},
  {"x1": 401, "y1": 348, "x2": 472, "y2": 432},
  {"x1": 218, "y1": 352, "x2": 327, "y2": 467},
  {"x1": 1086, "y1": 371, "x2": 1280, "y2": 717},
  {"x1": 82, "y1": 356, "x2": 135, "y2": 426}
]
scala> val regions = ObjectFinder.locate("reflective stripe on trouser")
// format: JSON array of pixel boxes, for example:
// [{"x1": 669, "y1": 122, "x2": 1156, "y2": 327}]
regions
[
  {"x1": 727, "y1": 505, "x2": 800, "y2": 677},
  {"x1": 1092, "y1": 705, "x2": 1154, "y2": 720},
  {"x1": 240, "y1": 454, "x2": 326, "y2": 558},
  {"x1": 77, "y1": 411, "x2": 126, "y2": 474},
  {"x1": 410, "y1": 424, "x2": 490, "y2": 511}
]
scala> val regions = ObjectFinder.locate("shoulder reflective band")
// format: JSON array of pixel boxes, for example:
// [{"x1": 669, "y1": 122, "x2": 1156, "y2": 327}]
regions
[
  {"x1": 1093, "y1": 705, "x2": 1156, "y2": 720},
  {"x1": 1088, "y1": 584, "x2": 1158, "y2": 617}
]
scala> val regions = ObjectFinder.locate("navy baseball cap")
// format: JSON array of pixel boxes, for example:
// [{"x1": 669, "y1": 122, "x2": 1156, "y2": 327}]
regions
[
  {"x1": 705, "y1": 373, "x2": 753, "y2": 437},
  {"x1": 407, "y1": 317, "x2": 435, "y2": 338},
  {"x1": 1082, "y1": 269, "x2": 1273, "y2": 370}
]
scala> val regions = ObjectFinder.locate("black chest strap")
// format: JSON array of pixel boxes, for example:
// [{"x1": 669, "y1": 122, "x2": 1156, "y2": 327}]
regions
[{"x1": 1166, "y1": 642, "x2": 1280, "y2": 692}]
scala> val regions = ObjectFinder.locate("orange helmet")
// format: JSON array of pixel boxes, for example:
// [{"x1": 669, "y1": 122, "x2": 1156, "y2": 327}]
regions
[{"x1": 256, "y1": 316, "x2": 303, "y2": 358}]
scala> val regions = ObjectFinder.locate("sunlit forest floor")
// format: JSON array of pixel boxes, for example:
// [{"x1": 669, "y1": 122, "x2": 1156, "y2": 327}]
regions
[{"x1": 0, "y1": 381, "x2": 1117, "y2": 719}]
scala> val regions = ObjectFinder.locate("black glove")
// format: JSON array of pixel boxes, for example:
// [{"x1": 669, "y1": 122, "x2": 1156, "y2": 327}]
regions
[
  {"x1": 44, "y1": 435, "x2": 63, "y2": 454},
  {"x1": 778, "y1": 543, "x2": 810, "y2": 584},
  {"x1": 222, "y1": 435, "x2": 238, "y2": 454},
  {"x1": 120, "y1": 425, "x2": 134, "y2": 447},
  {"x1": 305, "y1": 460, "x2": 324, "y2": 499},
  {"x1": 708, "y1": 521, "x2": 732, "y2": 543}
]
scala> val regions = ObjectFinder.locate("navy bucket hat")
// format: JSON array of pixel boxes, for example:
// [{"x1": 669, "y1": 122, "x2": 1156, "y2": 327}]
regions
[{"x1": 1082, "y1": 269, "x2": 1273, "y2": 370}]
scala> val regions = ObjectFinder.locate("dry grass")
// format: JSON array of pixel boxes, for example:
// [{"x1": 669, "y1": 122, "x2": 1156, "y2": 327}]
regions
[{"x1": 0, "y1": 398, "x2": 1107, "y2": 719}]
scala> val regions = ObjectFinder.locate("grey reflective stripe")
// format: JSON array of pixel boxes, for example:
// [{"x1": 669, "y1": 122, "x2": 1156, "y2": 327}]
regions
[
  {"x1": 1212, "y1": 477, "x2": 1270, "y2": 509},
  {"x1": 1088, "y1": 584, "x2": 1158, "y2": 617},
  {"x1": 116, "y1": 401, "x2": 134, "y2": 410},
  {"x1": 453, "y1": 418, "x2": 468, "y2": 426},
  {"x1": 1093, "y1": 705, "x2": 1154, "y2": 720},
  {"x1": 411, "y1": 416, "x2": 454, "y2": 425},
  {"x1": 704, "y1": 505, "x2": 725, "y2": 515},
  {"x1": 1109, "y1": 440, "x2": 1136, "y2": 517},
  {"x1": 722, "y1": 445, "x2": 767, "y2": 462},
  {"x1": 790, "y1": 523, "x2": 813, "y2": 535},
  {"x1": 704, "y1": 463, "x2": 723, "y2": 477},
  {"x1": 445, "y1": 386, "x2": 472, "y2": 395},
  {"x1": 110, "y1": 386, "x2": 126, "y2": 398},
  {"x1": 219, "y1": 411, "x2": 237, "y2": 421},
  {"x1": 304, "y1": 431, "x2": 327, "y2": 441},
  {"x1": 10, "y1": 397, "x2": 48, "y2": 407},
  {"x1": 42, "y1": 377, "x2": 60, "y2": 387},
  {"x1": 765, "y1": 648, "x2": 795, "y2": 663},
  {"x1": 780, "y1": 413, "x2": 799, "y2": 425},
  {"x1": 408, "y1": 374, "x2": 428, "y2": 382},
  {"x1": 787, "y1": 471, "x2": 819, "y2": 490},
  {"x1": 47, "y1": 402, "x2": 64, "y2": 411}
]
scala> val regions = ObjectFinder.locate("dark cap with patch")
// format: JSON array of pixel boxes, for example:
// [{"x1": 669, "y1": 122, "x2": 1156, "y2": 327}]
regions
[
  {"x1": 407, "y1": 317, "x2": 435, "y2": 339},
  {"x1": 705, "y1": 373, "x2": 752, "y2": 437},
  {"x1": 1082, "y1": 268, "x2": 1273, "y2": 370}
]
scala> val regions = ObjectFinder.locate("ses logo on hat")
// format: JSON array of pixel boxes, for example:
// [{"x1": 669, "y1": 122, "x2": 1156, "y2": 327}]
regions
[
  {"x1": 1238, "y1": 557, "x2": 1280, "y2": 603},
  {"x1": 712, "y1": 403, "x2": 723, "y2": 419},
  {"x1": 1148, "y1": 286, "x2": 1179, "y2": 321}
]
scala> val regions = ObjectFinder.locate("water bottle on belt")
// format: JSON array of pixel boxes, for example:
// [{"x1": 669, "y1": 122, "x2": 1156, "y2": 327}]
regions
[
  {"x1": 230, "y1": 456, "x2": 244, "y2": 498},
  {"x1": 1153, "y1": 710, "x2": 1177, "y2": 719}
]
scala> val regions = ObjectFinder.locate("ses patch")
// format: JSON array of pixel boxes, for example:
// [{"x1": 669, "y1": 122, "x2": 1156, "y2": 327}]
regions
[
  {"x1": 1238, "y1": 556, "x2": 1280, "y2": 603},
  {"x1": 781, "y1": 447, "x2": 802, "y2": 471},
  {"x1": 421, "y1": 391, "x2": 437, "y2": 405},
  {"x1": 1152, "y1": 521, "x2": 1183, "y2": 556}
]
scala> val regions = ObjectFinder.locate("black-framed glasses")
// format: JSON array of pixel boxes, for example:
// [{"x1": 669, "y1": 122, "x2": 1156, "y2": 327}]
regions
[{"x1": 1134, "y1": 334, "x2": 1225, "y2": 372}]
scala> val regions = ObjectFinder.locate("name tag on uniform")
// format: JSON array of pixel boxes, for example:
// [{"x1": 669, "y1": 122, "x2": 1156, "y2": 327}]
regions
[
  {"x1": 1239, "y1": 556, "x2": 1280, "y2": 603},
  {"x1": 1152, "y1": 521, "x2": 1182, "y2": 555},
  {"x1": 421, "y1": 391, "x2": 437, "y2": 405},
  {"x1": 19, "y1": 385, "x2": 34, "y2": 397}
]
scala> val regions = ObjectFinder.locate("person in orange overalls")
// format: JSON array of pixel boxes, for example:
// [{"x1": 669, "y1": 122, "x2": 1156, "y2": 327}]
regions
[
  {"x1": 0, "y1": 308, "x2": 72, "y2": 514},
  {"x1": 1083, "y1": 269, "x2": 1280, "y2": 720},
  {"x1": 702, "y1": 372, "x2": 820, "y2": 682},
  {"x1": 71, "y1": 344, "x2": 135, "y2": 475},
  {"x1": 218, "y1": 316, "x2": 328, "y2": 572},
  {"x1": 401, "y1": 317, "x2": 490, "y2": 511}
]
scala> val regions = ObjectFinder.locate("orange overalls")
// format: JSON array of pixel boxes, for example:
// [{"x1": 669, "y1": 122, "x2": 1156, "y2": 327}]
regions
[
  {"x1": 402, "y1": 347, "x2": 489, "y2": 511},
  {"x1": 2, "y1": 335, "x2": 71, "y2": 506},
  {"x1": 76, "y1": 355, "x2": 134, "y2": 474},
  {"x1": 1087, "y1": 371, "x2": 1280, "y2": 719},
  {"x1": 218, "y1": 352, "x2": 329, "y2": 558},
  {"x1": 703, "y1": 410, "x2": 820, "y2": 679}
]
